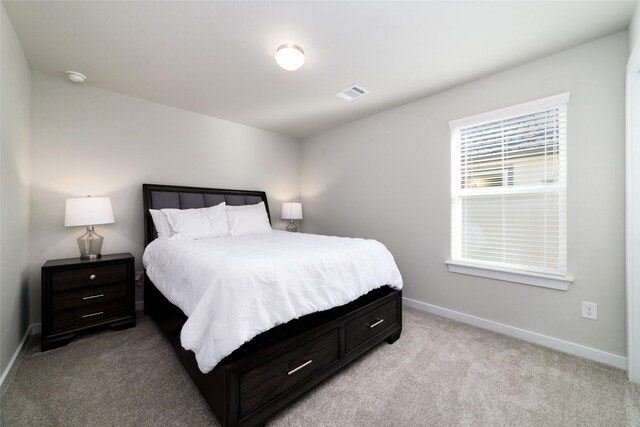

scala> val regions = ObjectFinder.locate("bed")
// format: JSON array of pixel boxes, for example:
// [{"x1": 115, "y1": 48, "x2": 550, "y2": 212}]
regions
[{"x1": 142, "y1": 183, "x2": 403, "y2": 427}]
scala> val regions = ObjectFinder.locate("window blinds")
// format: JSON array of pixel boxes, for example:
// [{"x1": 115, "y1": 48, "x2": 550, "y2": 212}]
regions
[{"x1": 450, "y1": 95, "x2": 568, "y2": 276}]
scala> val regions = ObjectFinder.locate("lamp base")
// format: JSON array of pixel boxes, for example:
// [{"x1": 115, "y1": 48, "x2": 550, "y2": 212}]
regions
[
  {"x1": 77, "y1": 226, "x2": 104, "y2": 259},
  {"x1": 286, "y1": 219, "x2": 298, "y2": 232}
]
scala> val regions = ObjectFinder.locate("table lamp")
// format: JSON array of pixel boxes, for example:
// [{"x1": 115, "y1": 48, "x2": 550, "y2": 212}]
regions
[
  {"x1": 281, "y1": 202, "x2": 303, "y2": 232},
  {"x1": 65, "y1": 196, "x2": 115, "y2": 259}
]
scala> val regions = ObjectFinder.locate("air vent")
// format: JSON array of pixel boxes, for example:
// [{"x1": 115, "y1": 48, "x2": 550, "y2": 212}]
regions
[{"x1": 335, "y1": 84, "x2": 370, "y2": 102}]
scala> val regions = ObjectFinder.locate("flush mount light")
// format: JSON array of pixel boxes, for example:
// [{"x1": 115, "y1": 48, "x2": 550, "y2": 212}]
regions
[
  {"x1": 65, "y1": 71, "x2": 87, "y2": 83},
  {"x1": 275, "y1": 44, "x2": 305, "y2": 71}
]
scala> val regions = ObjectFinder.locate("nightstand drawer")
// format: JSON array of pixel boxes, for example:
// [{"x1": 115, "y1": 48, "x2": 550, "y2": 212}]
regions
[
  {"x1": 51, "y1": 263, "x2": 128, "y2": 292},
  {"x1": 51, "y1": 301, "x2": 130, "y2": 333},
  {"x1": 52, "y1": 283, "x2": 128, "y2": 312}
]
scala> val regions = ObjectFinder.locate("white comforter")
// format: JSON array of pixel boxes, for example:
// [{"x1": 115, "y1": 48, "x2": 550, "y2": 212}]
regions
[{"x1": 142, "y1": 230, "x2": 403, "y2": 373}]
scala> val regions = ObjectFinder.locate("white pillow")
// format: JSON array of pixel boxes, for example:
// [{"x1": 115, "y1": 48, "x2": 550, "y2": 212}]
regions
[
  {"x1": 226, "y1": 202, "x2": 272, "y2": 236},
  {"x1": 149, "y1": 209, "x2": 175, "y2": 240},
  {"x1": 162, "y1": 202, "x2": 229, "y2": 240}
]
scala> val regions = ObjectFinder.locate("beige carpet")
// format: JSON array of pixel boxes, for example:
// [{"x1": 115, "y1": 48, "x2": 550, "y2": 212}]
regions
[{"x1": 2, "y1": 308, "x2": 639, "y2": 426}]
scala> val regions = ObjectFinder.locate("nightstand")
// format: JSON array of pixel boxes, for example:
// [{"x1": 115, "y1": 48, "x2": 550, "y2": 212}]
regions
[{"x1": 41, "y1": 253, "x2": 136, "y2": 351}]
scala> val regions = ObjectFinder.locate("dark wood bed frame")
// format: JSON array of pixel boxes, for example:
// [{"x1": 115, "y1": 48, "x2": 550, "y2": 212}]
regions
[{"x1": 143, "y1": 184, "x2": 402, "y2": 427}]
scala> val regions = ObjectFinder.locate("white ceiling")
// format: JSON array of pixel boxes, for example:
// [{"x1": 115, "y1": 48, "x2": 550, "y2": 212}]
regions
[{"x1": 3, "y1": 1, "x2": 635, "y2": 139}]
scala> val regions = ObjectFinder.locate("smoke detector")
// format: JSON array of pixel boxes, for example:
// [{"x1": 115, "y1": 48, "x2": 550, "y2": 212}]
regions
[
  {"x1": 65, "y1": 71, "x2": 87, "y2": 83},
  {"x1": 335, "y1": 84, "x2": 369, "y2": 102}
]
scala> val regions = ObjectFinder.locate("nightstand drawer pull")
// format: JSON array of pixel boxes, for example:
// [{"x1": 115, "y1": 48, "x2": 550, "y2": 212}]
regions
[
  {"x1": 81, "y1": 311, "x2": 103, "y2": 318},
  {"x1": 89, "y1": 274, "x2": 96, "y2": 280},
  {"x1": 368, "y1": 318, "x2": 384, "y2": 329},
  {"x1": 82, "y1": 294, "x2": 104, "y2": 300},
  {"x1": 287, "y1": 359, "x2": 312, "y2": 375}
]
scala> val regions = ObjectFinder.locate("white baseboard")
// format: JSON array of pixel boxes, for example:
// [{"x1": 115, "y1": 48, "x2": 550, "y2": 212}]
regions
[
  {"x1": 0, "y1": 323, "x2": 40, "y2": 394},
  {"x1": 403, "y1": 297, "x2": 627, "y2": 370}
]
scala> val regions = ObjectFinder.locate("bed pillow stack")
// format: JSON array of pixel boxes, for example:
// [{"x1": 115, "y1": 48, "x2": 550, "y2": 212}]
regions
[
  {"x1": 149, "y1": 209, "x2": 176, "y2": 239},
  {"x1": 149, "y1": 201, "x2": 272, "y2": 240},
  {"x1": 163, "y1": 202, "x2": 229, "y2": 240},
  {"x1": 226, "y1": 203, "x2": 272, "y2": 236}
]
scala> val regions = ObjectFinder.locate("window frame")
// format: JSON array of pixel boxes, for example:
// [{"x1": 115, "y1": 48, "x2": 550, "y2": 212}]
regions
[{"x1": 447, "y1": 93, "x2": 574, "y2": 290}]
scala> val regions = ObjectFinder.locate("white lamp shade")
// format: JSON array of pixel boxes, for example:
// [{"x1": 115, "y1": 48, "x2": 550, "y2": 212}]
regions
[
  {"x1": 281, "y1": 202, "x2": 303, "y2": 220},
  {"x1": 65, "y1": 197, "x2": 115, "y2": 227}
]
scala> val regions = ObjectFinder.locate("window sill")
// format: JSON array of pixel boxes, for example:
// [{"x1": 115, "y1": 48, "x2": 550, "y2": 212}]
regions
[{"x1": 445, "y1": 260, "x2": 574, "y2": 291}]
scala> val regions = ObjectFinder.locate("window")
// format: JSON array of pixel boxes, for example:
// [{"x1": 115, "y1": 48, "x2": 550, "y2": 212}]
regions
[{"x1": 447, "y1": 93, "x2": 573, "y2": 290}]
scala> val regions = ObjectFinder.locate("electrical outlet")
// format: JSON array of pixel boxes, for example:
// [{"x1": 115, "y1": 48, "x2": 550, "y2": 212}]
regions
[
  {"x1": 135, "y1": 271, "x2": 145, "y2": 286},
  {"x1": 582, "y1": 301, "x2": 597, "y2": 320}
]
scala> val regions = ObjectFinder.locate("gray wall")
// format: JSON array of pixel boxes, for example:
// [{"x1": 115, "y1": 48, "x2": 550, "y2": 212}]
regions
[
  {"x1": 630, "y1": 1, "x2": 640, "y2": 55},
  {"x1": 300, "y1": 32, "x2": 627, "y2": 356},
  {"x1": 0, "y1": 4, "x2": 32, "y2": 377},
  {"x1": 29, "y1": 70, "x2": 300, "y2": 322}
]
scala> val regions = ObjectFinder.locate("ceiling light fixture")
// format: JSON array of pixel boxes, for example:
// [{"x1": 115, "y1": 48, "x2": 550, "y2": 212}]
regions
[
  {"x1": 65, "y1": 71, "x2": 87, "y2": 83},
  {"x1": 275, "y1": 44, "x2": 305, "y2": 71}
]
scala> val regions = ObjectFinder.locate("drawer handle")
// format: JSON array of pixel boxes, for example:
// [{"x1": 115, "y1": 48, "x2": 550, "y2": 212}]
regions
[
  {"x1": 89, "y1": 275, "x2": 96, "y2": 280},
  {"x1": 287, "y1": 359, "x2": 312, "y2": 376},
  {"x1": 368, "y1": 318, "x2": 384, "y2": 329},
  {"x1": 82, "y1": 294, "x2": 104, "y2": 300},
  {"x1": 82, "y1": 311, "x2": 103, "y2": 318}
]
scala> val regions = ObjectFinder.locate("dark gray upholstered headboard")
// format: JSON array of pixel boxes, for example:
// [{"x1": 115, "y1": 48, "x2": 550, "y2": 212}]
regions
[{"x1": 143, "y1": 183, "x2": 270, "y2": 246}]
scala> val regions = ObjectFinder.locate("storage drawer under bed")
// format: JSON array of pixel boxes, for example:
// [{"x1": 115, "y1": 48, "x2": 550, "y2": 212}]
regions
[
  {"x1": 345, "y1": 299, "x2": 399, "y2": 353},
  {"x1": 239, "y1": 328, "x2": 340, "y2": 417}
]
